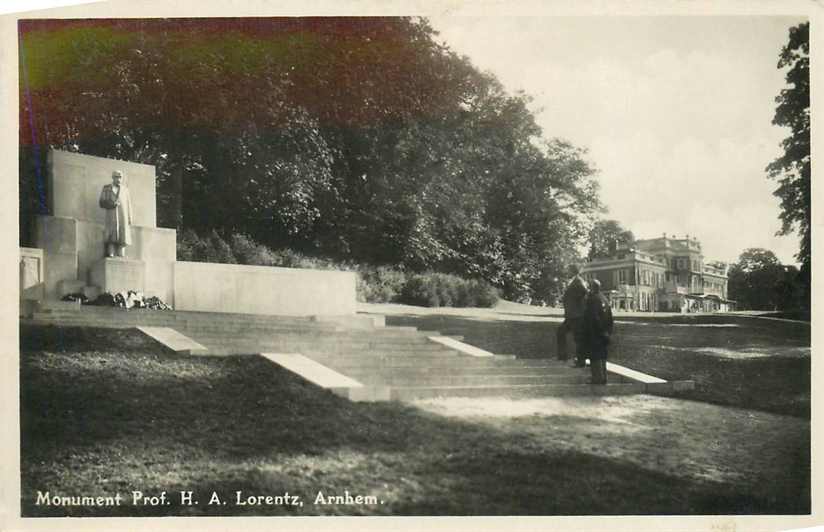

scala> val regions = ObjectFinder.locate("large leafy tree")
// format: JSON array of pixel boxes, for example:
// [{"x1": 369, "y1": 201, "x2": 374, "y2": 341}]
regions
[{"x1": 766, "y1": 21, "x2": 810, "y2": 306}]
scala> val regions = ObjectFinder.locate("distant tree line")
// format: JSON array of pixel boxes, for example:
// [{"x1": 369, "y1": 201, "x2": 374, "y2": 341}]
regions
[{"x1": 19, "y1": 17, "x2": 602, "y2": 303}]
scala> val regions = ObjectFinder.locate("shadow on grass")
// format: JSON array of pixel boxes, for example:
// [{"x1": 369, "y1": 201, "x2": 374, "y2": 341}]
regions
[
  {"x1": 28, "y1": 446, "x2": 801, "y2": 517},
  {"x1": 21, "y1": 326, "x2": 419, "y2": 457},
  {"x1": 20, "y1": 325, "x2": 809, "y2": 517}
]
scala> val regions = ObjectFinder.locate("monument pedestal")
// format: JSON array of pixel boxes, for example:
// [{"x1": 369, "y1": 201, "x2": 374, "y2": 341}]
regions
[{"x1": 89, "y1": 258, "x2": 145, "y2": 294}]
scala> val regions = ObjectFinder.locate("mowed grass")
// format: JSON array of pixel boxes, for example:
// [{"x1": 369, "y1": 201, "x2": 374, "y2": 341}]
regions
[
  {"x1": 20, "y1": 324, "x2": 808, "y2": 516},
  {"x1": 385, "y1": 313, "x2": 811, "y2": 418}
]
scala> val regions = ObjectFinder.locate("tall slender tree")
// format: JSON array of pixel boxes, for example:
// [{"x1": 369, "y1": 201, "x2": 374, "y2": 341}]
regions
[{"x1": 766, "y1": 21, "x2": 810, "y2": 306}]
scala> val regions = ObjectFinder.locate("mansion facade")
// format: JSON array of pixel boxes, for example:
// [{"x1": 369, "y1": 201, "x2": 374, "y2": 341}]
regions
[{"x1": 580, "y1": 234, "x2": 736, "y2": 313}]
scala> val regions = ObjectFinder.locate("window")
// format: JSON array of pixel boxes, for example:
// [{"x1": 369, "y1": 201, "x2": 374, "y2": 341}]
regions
[{"x1": 618, "y1": 269, "x2": 628, "y2": 284}]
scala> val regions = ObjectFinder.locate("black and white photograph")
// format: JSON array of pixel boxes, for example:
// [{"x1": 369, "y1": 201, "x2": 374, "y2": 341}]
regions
[{"x1": 3, "y1": 0, "x2": 819, "y2": 530}]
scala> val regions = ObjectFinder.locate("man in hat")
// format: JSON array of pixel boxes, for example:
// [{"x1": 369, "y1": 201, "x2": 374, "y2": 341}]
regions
[
  {"x1": 556, "y1": 264, "x2": 588, "y2": 366},
  {"x1": 583, "y1": 278, "x2": 614, "y2": 385},
  {"x1": 99, "y1": 170, "x2": 133, "y2": 258}
]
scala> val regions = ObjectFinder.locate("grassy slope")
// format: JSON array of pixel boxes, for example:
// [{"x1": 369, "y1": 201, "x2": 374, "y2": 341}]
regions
[
  {"x1": 383, "y1": 312, "x2": 811, "y2": 418},
  {"x1": 20, "y1": 325, "x2": 808, "y2": 516}
]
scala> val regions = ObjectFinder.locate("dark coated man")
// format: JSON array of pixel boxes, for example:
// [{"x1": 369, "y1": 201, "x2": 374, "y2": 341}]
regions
[
  {"x1": 583, "y1": 279, "x2": 614, "y2": 385},
  {"x1": 556, "y1": 265, "x2": 588, "y2": 367}
]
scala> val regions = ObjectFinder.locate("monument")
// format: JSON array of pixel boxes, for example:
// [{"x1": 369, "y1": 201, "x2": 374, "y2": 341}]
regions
[
  {"x1": 22, "y1": 150, "x2": 356, "y2": 316},
  {"x1": 98, "y1": 170, "x2": 134, "y2": 258}
]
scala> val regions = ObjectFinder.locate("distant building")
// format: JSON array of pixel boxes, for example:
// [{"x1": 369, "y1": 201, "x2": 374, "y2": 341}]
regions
[{"x1": 580, "y1": 233, "x2": 736, "y2": 313}]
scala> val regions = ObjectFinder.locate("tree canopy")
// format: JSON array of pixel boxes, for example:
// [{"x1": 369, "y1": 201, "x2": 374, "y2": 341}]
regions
[
  {"x1": 19, "y1": 17, "x2": 602, "y2": 303},
  {"x1": 766, "y1": 21, "x2": 810, "y2": 307},
  {"x1": 588, "y1": 219, "x2": 634, "y2": 259}
]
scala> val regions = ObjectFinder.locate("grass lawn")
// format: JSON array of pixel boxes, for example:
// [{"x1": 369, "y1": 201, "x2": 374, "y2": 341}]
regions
[{"x1": 20, "y1": 323, "x2": 809, "y2": 517}]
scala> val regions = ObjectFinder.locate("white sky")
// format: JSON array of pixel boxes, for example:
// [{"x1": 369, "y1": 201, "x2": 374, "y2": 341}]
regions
[{"x1": 429, "y1": 16, "x2": 806, "y2": 265}]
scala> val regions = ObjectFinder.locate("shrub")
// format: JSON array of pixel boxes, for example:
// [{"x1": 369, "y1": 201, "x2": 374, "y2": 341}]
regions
[
  {"x1": 204, "y1": 230, "x2": 237, "y2": 264},
  {"x1": 432, "y1": 273, "x2": 455, "y2": 307},
  {"x1": 176, "y1": 228, "x2": 206, "y2": 262},
  {"x1": 467, "y1": 278, "x2": 499, "y2": 307},
  {"x1": 397, "y1": 273, "x2": 498, "y2": 308},
  {"x1": 399, "y1": 274, "x2": 441, "y2": 307},
  {"x1": 357, "y1": 267, "x2": 407, "y2": 303},
  {"x1": 177, "y1": 229, "x2": 237, "y2": 264},
  {"x1": 267, "y1": 248, "x2": 340, "y2": 270},
  {"x1": 229, "y1": 233, "x2": 278, "y2": 266}
]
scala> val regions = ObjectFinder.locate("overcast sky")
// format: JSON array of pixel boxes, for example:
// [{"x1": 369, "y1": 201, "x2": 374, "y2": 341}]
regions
[{"x1": 428, "y1": 16, "x2": 806, "y2": 265}]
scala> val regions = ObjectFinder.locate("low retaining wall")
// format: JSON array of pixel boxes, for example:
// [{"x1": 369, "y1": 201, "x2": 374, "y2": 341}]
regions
[{"x1": 173, "y1": 261, "x2": 357, "y2": 316}]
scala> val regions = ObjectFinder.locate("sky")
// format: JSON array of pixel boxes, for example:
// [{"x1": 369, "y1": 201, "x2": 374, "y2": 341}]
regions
[{"x1": 428, "y1": 16, "x2": 806, "y2": 265}]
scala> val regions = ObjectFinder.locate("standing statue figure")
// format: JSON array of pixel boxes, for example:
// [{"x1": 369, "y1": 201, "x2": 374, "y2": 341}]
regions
[{"x1": 99, "y1": 170, "x2": 133, "y2": 258}]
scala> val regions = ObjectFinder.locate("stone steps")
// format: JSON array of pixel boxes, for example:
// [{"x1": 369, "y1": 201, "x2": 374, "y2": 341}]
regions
[
  {"x1": 389, "y1": 382, "x2": 648, "y2": 400},
  {"x1": 30, "y1": 315, "x2": 427, "y2": 340},
  {"x1": 192, "y1": 340, "x2": 456, "y2": 354},
  {"x1": 339, "y1": 364, "x2": 590, "y2": 378},
  {"x1": 188, "y1": 331, "x2": 442, "y2": 344},
  {"x1": 33, "y1": 305, "x2": 382, "y2": 329},
  {"x1": 199, "y1": 347, "x2": 463, "y2": 359},
  {"x1": 30, "y1": 317, "x2": 405, "y2": 337},
  {"x1": 31, "y1": 314, "x2": 341, "y2": 332},
  {"x1": 351, "y1": 373, "x2": 593, "y2": 387},
  {"x1": 311, "y1": 360, "x2": 561, "y2": 373},
  {"x1": 24, "y1": 304, "x2": 657, "y2": 401}
]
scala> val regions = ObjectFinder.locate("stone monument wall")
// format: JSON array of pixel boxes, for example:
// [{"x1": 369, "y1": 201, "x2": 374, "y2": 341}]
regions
[{"x1": 25, "y1": 150, "x2": 358, "y2": 316}]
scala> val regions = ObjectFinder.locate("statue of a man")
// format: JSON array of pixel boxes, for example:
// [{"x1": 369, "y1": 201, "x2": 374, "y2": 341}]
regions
[{"x1": 99, "y1": 170, "x2": 133, "y2": 258}]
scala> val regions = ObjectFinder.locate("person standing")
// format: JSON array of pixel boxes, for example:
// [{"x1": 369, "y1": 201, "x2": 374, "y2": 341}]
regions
[
  {"x1": 583, "y1": 279, "x2": 614, "y2": 385},
  {"x1": 556, "y1": 265, "x2": 588, "y2": 366},
  {"x1": 99, "y1": 170, "x2": 133, "y2": 258}
]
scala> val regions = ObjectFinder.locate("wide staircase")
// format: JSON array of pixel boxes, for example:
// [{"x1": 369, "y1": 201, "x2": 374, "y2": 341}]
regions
[{"x1": 24, "y1": 301, "x2": 649, "y2": 401}]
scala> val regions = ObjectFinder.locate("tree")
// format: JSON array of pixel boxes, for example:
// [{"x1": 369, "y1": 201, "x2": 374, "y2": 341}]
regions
[
  {"x1": 727, "y1": 248, "x2": 790, "y2": 310},
  {"x1": 766, "y1": 21, "x2": 810, "y2": 307},
  {"x1": 588, "y1": 219, "x2": 634, "y2": 259}
]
